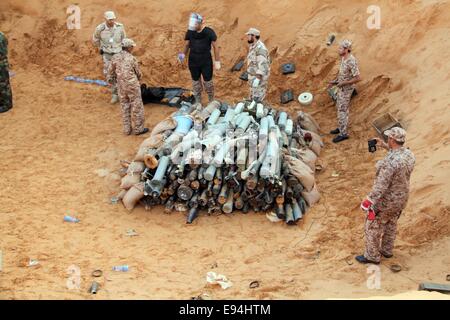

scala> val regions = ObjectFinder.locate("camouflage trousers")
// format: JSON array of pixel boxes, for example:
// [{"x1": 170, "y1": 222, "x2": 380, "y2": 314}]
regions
[
  {"x1": 192, "y1": 80, "x2": 214, "y2": 104},
  {"x1": 0, "y1": 66, "x2": 12, "y2": 111},
  {"x1": 336, "y1": 88, "x2": 353, "y2": 136},
  {"x1": 248, "y1": 75, "x2": 268, "y2": 102},
  {"x1": 103, "y1": 53, "x2": 118, "y2": 95},
  {"x1": 118, "y1": 83, "x2": 145, "y2": 135},
  {"x1": 364, "y1": 211, "x2": 401, "y2": 263}
]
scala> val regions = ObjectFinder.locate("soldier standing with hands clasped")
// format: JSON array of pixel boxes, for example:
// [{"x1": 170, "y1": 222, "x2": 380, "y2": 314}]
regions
[
  {"x1": 357, "y1": 128, "x2": 415, "y2": 264},
  {"x1": 92, "y1": 11, "x2": 126, "y2": 104},
  {"x1": 246, "y1": 28, "x2": 270, "y2": 103},
  {"x1": 328, "y1": 39, "x2": 361, "y2": 143}
]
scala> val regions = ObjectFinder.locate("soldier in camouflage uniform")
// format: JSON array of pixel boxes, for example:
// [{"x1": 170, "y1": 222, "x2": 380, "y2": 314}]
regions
[
  {"x1": 357, "y1": 128, "x2": 415, "y2": 264},
  {"x1": 107, "y1": 39, "x2": 148, "y2": 136},
  {"x1": 92, "y1": 11, "x2": 126, "y2": 104},
  {"x1": 246, "y1": 28, "x2": 270, "y2": 103},
  {"x1": 328, "y1": 40, "x2": 361, "y2": 143},
  {"x1": 0, "y1": 31, "x2": 12, "y2": 113}
]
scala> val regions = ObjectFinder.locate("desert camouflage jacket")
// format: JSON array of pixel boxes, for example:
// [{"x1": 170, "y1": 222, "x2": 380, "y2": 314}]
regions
[
  {"x1": 107, "y1": 50, "x2": 142, "y2": 88},
  {"x1": 338, "y1": 54, "x2": 359, "y2": 91},
  {"x1": 92, "y1": 22, "x2": 126, "y2": 54},
  {"x1": 247, "y1": 40, "x2": 270, "y2": 79},
  {"x1": 369, "y1": 147, "x2": 416, "y2": 215}
]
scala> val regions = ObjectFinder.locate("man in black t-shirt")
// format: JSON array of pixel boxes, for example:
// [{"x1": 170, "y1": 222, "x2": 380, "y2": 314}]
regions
[{"x1": 178, "y1": 13, "x2": 221, "y2": 104}]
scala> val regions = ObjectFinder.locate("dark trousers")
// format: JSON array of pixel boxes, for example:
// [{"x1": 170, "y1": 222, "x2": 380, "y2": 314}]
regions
[{"x1": 189, "y1": 60, "x2": 213, "y2": 81}]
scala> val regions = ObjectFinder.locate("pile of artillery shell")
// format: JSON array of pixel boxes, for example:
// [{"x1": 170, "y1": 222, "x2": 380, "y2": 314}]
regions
[{"x1": 123, "y1": 100, "x2": 322, "y2": 225}]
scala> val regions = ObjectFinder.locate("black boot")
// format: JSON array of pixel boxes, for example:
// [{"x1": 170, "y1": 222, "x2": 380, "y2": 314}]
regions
[
  {"x1": 332, "y1": 134, "x2": 349, "y2": 143},
  {"x1": 329, "y1": 128, "x2": 340, "y2": 134},
  {"x1": 0, "y1": 106, "x2": 12, "y2": 113},
  {"x1": 380, "y1": 251, "x2": 393, "y2": 259}
]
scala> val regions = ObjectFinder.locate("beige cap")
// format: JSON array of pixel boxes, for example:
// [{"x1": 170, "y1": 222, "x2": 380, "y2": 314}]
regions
[
  {"x1": 340, "y1": 39, "x2": 352, "y2": 49},
  {"x1": 245, "y1": 28, "x2": 260, "y2": 36},
  {"x1": 122, "y1": 38, "x2": 136, "y2": 48},
  {"x1": 384, "y1": 127, "x2": 406, "y2": 143},
  {"x1": 104, "y1": 11, "x2": 116, "y2": 20}
]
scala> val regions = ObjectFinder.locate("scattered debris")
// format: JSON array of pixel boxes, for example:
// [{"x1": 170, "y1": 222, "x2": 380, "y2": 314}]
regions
[
  {"x1": 326, "y1": 34, "x2": 336, "y2": 46},
  {"x1": 331, "y1": 171, "x2": 340, "y2": 177},
  {"x1": 141, "y1": 84, "x2": 194, "y2": 107},
  {"x1": 112, "y1": 265, "x2": 129, "y2": 272},
  {"x1": 28, "y1": 259, "x2": 39, "y2": 267},
  {"x1": 446, "y1": 274, "x2": 450, "y2": 282},
  {"x1": 239, "y1": 71, "x2": 248, "y2": 81},
  {"x1": 89, "y1": 281, "x2": 100, "y2": 294},
  {"x1": 345, "y1": 257, "x2": 354, "y2": 266},
  {"x1": 390, "y1": 264, "x2": 402, "y2": 273},
  {"x1": 231, "y1": 59, "x2": 245, "y2": 72},
  {"x1": 91, "y1": 269, "x2": 103, "y2": 277},
  {"x1": 418, "y1": 282, "x2": 450, "y2": 294},
  {"x1": 64, "y1": 76, "x2": 108, "y2": 87},
  {"x1": 64, "y1": 215, "x2": 80, "y2": 223},
  {"x1": 298, "y1": 92, "x2": 313, "y2": 106},
  {"x1": 266, "y1": 212, "x2": 282, "y2": 223},
  {"x1": 372, "y1": 113, "x2": 403, "y2": 142},
  {"x1": 191, "y1": 293, "x2": 211, "y2": 300},
  {"x1": 206, "y1": 271, "x2": 233, "y2": 289},
  {"x1": 125, "y1": 229, "x2": 139, "y2": 237},
  {"x1": 281, "y1": 89, "x2": 294, "y2": 104},
  {"x1": 281, "y1": 63, "x2": 295, "y2": 75},
  {"x1": 0, "y1": 250, "x2": 3, "y2": 272},
  {"x1": 110, "y1": 196, "x2": 119, "y2": 204},
  {"x1": 249, "y1": 280, "x2": 260, "y2": 289}
]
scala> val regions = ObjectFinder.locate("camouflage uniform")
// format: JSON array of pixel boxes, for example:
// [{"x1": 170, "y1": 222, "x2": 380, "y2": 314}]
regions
[
  {"x1": 364, "y1": 135, "x2": 415, "y2": 263},
  {"x1": 336, "y1": 54, "x2": 359, "y2": 136},
  {"x1": 93, "y1": 22, "x2": 126, "y2": 95},
  {"x1": 247, "y1": 40, "x2": 270, "y2": 102},
  {"x1": 107, "y1": 50, "x2": 145, "y2": 135},
  {"x1": 0, "y1": 31, "x2": 12, "y2": 112}
]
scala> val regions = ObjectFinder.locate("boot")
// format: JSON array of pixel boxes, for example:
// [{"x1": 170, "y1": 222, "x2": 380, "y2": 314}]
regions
[
  {"x1": 332, "y1": 134, "x2": 349, "y2": 143},
  {"x1": 192, "y1": 80, "x2": 203, "y2": 104},
  {"x1": 204, "y1": 80, "x2": 214, "y2": 102},
  {"x1": 329, "y1": 128, "x2": 340, "y2": 134},
  {"x1": 355, "y1": 255, "x2": 379, "y2": 265},
  {"x1": 111, "y1": 94, "x2": 119, "y2": 104},
  {"x1": 380, "y1": 251, "x2": 393, "y2": 258},
  {"x1": 0, "y1": 106, "x2": 12, "y2": 113}
]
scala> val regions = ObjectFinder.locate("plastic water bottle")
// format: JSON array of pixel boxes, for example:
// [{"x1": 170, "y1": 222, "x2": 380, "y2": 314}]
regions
[
  {"x1": 95, "y1": 80, "x2": 108, "y2": 87},
  {"x1": 64, "y1": 215, "x2": 80, "y2": 223},
  {"x1": 112, "y1": 265, "x2": 129, "y2": 272}
]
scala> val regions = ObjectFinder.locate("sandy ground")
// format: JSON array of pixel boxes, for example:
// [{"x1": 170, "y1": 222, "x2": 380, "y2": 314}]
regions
[{"x1": 0, "y1": 0, "x2": 449, "y2": 299}]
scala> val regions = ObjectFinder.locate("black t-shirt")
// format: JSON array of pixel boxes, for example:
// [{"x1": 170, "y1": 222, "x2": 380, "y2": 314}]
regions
[{"x1": 184, "y1": 27, "x2": 217, "y2": 66}]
